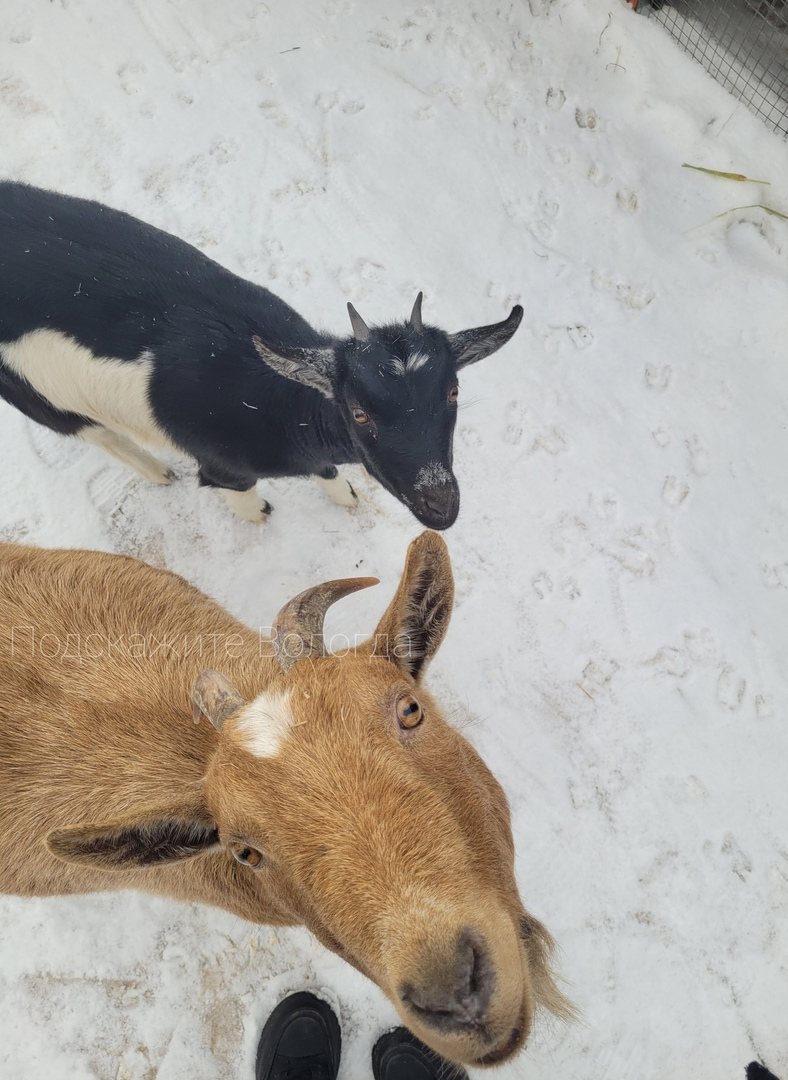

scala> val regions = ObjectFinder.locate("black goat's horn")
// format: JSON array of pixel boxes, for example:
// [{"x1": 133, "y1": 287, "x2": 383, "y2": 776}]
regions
[
  {"x1": 347, "y1": 302, "x2": 371, "y2": 343},
  {"x1": 409, "y1": 291, "x2": 424, "y2": 332}
]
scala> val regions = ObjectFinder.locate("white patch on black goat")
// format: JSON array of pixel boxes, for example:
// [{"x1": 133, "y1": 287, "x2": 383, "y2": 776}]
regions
[
  {"x1": 81, "y1": 427, "x2": 173, "y2": 485},
  {"x1": 318, "y1": 472, "x2": 358, "y2": 508},
  {"x1": 0, "y1": 329, "x2": 179, "y2": 460},
  {"x1": 406, "y1": 351, "x2": 430, "y2": 373},
  {"x1": 223, "y1": 485, "x2": 271, "y2": 523},
  {"x1": 387, "y1": 351, "x2": 430, "y2": 376}
]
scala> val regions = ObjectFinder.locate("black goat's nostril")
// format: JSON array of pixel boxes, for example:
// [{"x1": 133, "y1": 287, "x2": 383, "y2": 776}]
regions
[{"x1": 414, "y1": 484, "x2": 460, "y2": 527}]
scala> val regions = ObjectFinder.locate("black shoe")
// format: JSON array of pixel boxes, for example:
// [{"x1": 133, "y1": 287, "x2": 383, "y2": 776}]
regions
[
  {"x1": 255, "y1": 991, "x2": 341, "y2": 1080},
  {"x1": 747, "y1": 1066, "x2": 782, "y2": 1080},
  {"x1": 372, "y1": 1028, "x2": 468, "y2": 1080}
]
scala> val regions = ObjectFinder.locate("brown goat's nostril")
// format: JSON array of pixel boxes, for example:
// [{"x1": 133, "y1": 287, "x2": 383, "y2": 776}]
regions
[{"x1": 400, "y1": 930, "x2": 495, "y2": 1035}]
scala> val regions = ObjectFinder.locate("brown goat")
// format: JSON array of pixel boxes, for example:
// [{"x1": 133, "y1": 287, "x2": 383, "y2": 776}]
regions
[{"x1": 0, "y1": 532, "x2": 570, "y2": 1067}]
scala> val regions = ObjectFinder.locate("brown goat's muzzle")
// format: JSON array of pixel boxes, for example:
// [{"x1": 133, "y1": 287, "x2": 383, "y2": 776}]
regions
[{"x1": 382, "y1": 906, "x2": 533, "y2": 1067}]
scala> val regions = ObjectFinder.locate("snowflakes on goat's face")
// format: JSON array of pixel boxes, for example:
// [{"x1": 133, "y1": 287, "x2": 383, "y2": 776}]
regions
[{"x1": 414, "y1": 462, "x2": 453, "y2": 491}]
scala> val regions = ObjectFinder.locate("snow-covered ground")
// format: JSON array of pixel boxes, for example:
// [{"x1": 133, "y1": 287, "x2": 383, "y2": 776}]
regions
[{"x1": 1, "y1": 1, "x2": 787, "y2": 1078}]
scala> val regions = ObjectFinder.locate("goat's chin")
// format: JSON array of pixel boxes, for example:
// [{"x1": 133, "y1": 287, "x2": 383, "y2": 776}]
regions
[
  {"x1": 397, "y1": 1009, "x2": 530, "y2": 1070},
  {"x1": 471, "y1": 1005, "x2": 530, "y2": 1067}
]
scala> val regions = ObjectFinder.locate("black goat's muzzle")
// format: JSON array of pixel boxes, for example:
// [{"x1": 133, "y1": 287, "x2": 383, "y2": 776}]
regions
[{"x1": 410, "y1": 480, "x2": 460, "y2": 530}]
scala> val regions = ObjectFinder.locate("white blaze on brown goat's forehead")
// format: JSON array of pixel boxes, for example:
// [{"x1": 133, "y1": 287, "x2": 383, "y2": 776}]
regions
[
  {"x1": 233, "y1": 690, "x2": 294, "y2": 758},
  {"x1": 414, "y1": 462, "x2": 453, "y2": 491}
]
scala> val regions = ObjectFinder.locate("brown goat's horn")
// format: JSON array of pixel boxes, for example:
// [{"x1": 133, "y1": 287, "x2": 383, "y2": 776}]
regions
[
  {"x1": 409, "y1": 291, "x2": 424, "y2": 332},
  {"x1": 272, "y1": 576, "x2": 379, "y2": 672},
  {"x1": 347, "y1": 302, "x2": 371, "y2": 343}
]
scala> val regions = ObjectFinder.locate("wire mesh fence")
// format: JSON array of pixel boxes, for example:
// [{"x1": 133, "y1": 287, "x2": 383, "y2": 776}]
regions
[{"x1": 641, "y1": 0, "x2": 788, "y2": 136}]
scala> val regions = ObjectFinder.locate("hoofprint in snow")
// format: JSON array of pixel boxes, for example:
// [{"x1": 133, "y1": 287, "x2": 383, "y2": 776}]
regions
[{"x1": 0, "y1": 2, "x2": 786, "y2": 1080}]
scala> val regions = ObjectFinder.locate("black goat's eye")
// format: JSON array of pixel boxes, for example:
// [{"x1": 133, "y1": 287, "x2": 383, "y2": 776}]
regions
[
  {"x1": 396, "y1": 693, "x2": 423, "y2": 730},
  {"x1": 352, "y1": 407, "x2": 370, "y2": 425},
  {"x1": 448, "y1": 385, "x2": 459, "y2": 404},
  {"x1": 232, "y1": 845, "x2": 264, "y2": 868}
]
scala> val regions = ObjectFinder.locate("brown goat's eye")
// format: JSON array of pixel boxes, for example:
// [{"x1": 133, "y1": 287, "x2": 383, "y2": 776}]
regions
[
  {"x1": 396, "y1": 693, "x2": 423, "y2": 730},
  {"x1": 448, "y1": 385, "x2": 459, "y2": 404},
  {"x1": 231, "y1": 845, "x2": 264, "y2": 868},
  {"x1": 352, "y1": 408, "x2": 370, "y2": 425}
]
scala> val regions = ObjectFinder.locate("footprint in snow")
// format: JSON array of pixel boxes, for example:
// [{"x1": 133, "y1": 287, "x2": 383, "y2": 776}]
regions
[
  {"x1": 0, "y1": 518, "x2": 36, "y2": 542},
  {"x1": 547, "y1": 145, "x2": 572, "y2": 166},
  {"x1": 649, "y1": 645, "x2": 691, "y2": 678},
  {"x1": 716, "y1": 664, "x2": 746, "y2": 711},
  {"x1": 575, "y1": 107, "x2": 598, "y2": 129},
  {"x1": 531, "y1": 571, "x2": 553, "y2": 599},
  {"x1": 562, "y1": 576, "x2": 582, "y2": 599},
  {"x1": 503, "y1": 400, "x2": 526, "y2": 446},
  {"x1": 26, "y1": 420, "x2": 88, "y2": 470},
  {"x1": 532, "y1": 426, "x2": 569, "y2": 455},
  {"x1": 645, "y1": 364, "x2": 673, "y2": 391},
  {"x1": 683, "y1": 627, "x2": 718, "y2": 664},
  {"x1": 721, "y1": 833, "x2": 753, "y2": 881},
  {"x1": 567, "y1": 324, "x2": 594, "y2": 349},
  {"x1": 761, "y1": 562, "x2": 788, "y2": 589},
  {"x1": 588, "y1": 162, "x2": 611, "y2": 187},
  {"x1": 117, "y1": 62, "x2": 147, "y2": 96},
  {"x1": 686, "y1": 434, "x2": 710, "y2": 475},
  {"x1": 662, "y1": 476, "x2": 690, "y2": 507},
  {"x1": 591, "y1": 270, "x2": 655, "y2": 311},
  {"x1": 754, "y1": 694, "x2": 774, "y2": 719},
  {"x1": 616, "y1": 189, "x2": 639, "y2": 214},
  {"x1": 579, "y1": 655, "x2": 620, "y2": 698}
]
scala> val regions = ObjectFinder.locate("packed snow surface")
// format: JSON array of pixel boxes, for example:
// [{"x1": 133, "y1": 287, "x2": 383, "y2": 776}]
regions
[{"x1": 0, "y1": 1, "x2": 787, "y2": 1078}]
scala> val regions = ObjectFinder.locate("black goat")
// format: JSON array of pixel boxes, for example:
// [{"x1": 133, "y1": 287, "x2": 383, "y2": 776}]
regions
[{"x1": 0, "y1": 183, "x2": 522, "y2": 529}]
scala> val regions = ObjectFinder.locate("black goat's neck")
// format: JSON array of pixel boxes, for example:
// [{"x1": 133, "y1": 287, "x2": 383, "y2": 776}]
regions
[{"x1": 287, "y1": 385, "x2": 358, "y2": 466}]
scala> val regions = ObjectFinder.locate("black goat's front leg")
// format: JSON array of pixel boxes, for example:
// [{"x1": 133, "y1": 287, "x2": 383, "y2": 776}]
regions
[
  {"x1": 315, "y1": 464, "x2": 358, "y2": 509},
  {"x1": 198, "y1": 463, "x2": 272, "y2": 522}
]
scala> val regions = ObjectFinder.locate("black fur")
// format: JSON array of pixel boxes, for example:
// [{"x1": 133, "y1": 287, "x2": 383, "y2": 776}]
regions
[{"x1": 0, "y1": 182, "x2": 523, "y2": 529}]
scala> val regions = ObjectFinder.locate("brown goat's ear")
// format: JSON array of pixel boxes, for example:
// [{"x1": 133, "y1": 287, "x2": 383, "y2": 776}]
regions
[
  {"x1": 46, "y1": 806, "x2": 220, "y2": 870},
  {"x1": 369, "y1": 531, "x2": 454, "y2": 682},
  {"x1": 191, "y1": 670, "x2": 245, "y2": 732},
  {"x1": 448, "y1": 305, "x2": 523, "y2": 369}
]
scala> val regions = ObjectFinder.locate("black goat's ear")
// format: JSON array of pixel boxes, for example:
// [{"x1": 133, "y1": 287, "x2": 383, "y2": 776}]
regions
[
  {"x1": 253, "y1": 336, "x2": 336, "y2": 400},
  {"x1": 448, "y1": 305, "x2": 524, "y2": 369}
]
